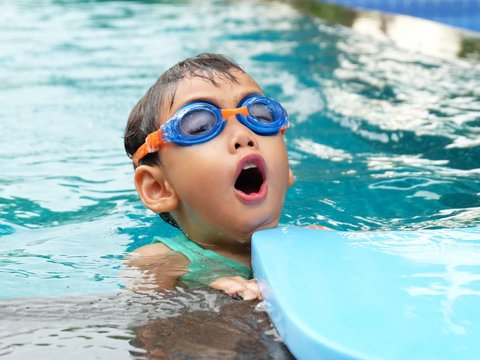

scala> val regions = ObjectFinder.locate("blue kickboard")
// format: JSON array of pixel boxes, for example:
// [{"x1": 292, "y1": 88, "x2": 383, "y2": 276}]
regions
[{"x1": 252, "y1": 226, "x2": 480, "y2": 360}]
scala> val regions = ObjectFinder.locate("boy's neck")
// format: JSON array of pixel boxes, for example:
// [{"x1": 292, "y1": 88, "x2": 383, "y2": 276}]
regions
[{"x1": 184, "y1": 232, "x2": 252, "y2": 266}]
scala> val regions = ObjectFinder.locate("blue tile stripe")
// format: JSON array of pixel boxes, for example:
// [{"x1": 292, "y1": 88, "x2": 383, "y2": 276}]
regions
[{"x1": 320, "y1": 0, "x2": 480, "y2": 32}]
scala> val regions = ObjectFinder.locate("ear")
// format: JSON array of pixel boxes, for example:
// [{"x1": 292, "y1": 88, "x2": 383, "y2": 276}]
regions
[
  {"x1": 134, "y1": 165, "x2": 179, "y2": 213},
  {"x1": 288, "y1": 168, "x2": 295, "y2": 187}
]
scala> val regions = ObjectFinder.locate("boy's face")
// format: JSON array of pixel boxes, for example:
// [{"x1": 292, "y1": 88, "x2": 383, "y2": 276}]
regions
[{"x1": 151, "y1": 70, "x2": 293, "y2": 247}]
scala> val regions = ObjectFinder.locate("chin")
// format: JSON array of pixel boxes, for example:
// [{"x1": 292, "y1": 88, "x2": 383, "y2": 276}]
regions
[{"x1": 234, "y1": 213, "x2": 280, "y2": 240}]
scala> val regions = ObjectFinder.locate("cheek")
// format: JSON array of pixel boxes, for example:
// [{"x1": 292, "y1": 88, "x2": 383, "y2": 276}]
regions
[
  {"x1": 265, "y1": 140, "x2": 291, "y2": 188},
  {"x1": 162, "y1": 147, "x2": 229, "y2": 202}
]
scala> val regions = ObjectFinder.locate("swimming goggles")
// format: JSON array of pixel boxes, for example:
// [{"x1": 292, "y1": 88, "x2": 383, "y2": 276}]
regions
[{"x1": 132, "y1": 94, "x2": 288, "y2": 166}]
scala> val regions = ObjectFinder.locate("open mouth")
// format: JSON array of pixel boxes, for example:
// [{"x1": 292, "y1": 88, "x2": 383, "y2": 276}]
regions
[
  {"x1": 235, "y1": 163, "x2": 264, "y2": 194},
  {"x1": 233, "y1": 155, "x2": 267, "y2": 202}
]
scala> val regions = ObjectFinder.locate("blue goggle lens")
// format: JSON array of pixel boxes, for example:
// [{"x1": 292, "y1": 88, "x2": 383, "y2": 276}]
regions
[
  {"x1": 180, "y1": 109, "x2": 217, "y2": 136},
  {"x1": 248, "y1": 103, "x2": 275, "y2": 124}
]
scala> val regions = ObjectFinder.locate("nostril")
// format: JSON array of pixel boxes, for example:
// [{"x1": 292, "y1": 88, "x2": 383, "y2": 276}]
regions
[{"x1": 233, "y1": 139, "x2": 255, "y2": 150}]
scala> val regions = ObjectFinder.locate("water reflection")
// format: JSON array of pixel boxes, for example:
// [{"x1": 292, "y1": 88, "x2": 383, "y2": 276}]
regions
[
  {"x1": 0, "y1": 289, "x2": 292, "y2": 359},
  {"x1": 131, "y1": 299, "x2": 292, "y2": 359},
  {"x1": 351, "y1": 13, "x2": 463, "y2": 60}
]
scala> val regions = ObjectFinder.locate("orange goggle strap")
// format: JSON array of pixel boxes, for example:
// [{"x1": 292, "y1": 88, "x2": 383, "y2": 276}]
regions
[{"x1": 132, "y1": 129, "x2": 164, "y2": 167}]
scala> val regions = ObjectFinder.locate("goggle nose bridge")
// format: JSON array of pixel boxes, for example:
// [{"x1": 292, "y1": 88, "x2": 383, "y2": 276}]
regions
[{"x1": 221, "y1": 106, "x2": 249, "y2": 120}]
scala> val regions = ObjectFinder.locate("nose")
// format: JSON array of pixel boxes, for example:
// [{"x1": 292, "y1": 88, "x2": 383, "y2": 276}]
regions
[
  {"x1": 226, "y1": 117, "x2": 258, "y2": 153},
  {"x1": 233, "y1": 132, "x2": 256, "y2": 150}
]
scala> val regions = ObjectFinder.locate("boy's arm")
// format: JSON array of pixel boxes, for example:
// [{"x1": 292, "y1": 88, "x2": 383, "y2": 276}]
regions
[
  {"x1": 123, "y1": 243, "x2": 189, "y2": 291},
  {"x1": 124, "y1": 245, "x2": 262, "y2": 300}
]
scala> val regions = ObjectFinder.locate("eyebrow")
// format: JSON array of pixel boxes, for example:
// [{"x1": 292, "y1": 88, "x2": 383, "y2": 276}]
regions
[{"x1": 184, "y1": 96, "x2": 221, "y2": 106}]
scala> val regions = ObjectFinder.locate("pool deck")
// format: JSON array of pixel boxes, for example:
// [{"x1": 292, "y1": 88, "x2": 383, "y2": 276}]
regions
[{"x1": 318, "y1": 0, "x2": 480, "y2": 32}]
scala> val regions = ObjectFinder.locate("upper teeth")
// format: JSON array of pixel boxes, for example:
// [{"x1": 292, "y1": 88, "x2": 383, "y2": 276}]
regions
[{"x1": 243, "y1": 163, "x2": 257, "y2": 170}]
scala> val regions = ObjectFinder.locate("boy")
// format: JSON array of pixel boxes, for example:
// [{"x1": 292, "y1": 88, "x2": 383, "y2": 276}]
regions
[{"x1": 124, "y1": 53, "x2": 294, "y2": 300}]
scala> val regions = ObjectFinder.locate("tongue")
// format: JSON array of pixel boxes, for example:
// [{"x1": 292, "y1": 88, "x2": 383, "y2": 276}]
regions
[{"x1": 235, "y1": 167, "x2": 263, "y2": 194}]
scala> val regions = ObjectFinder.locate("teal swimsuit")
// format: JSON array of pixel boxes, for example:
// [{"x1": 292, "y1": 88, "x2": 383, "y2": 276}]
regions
[{"x1": 152, "y1": 234, "x2": 253, "y2": 288}]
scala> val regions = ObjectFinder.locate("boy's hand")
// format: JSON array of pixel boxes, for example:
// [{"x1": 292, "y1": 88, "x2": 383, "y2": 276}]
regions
[{"x1": 209, "y1": 276, "x2": 262, "y2": 301}]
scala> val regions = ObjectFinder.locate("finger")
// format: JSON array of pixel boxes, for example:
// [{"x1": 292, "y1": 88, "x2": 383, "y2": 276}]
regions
[
  {"x1": 226, "y1": 279, "x2": 260, "y2": 301},
  {"x1": 250, "y1": 286, "x2": 263, "y2": 300},
  {"x1": 210, "y1": 277, "x2": 245, "y2": 296},
  {"x1": 242, "y1": 279, "x2": 262, "y2": 300},
  {"x1": 236, "y1": 287, "x2": 258, "y2": 301}
]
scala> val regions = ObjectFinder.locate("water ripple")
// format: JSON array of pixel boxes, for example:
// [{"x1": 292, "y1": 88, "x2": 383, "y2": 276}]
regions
[{"x1": 1, "y1": 0, "x2": 479, "y2": 302}]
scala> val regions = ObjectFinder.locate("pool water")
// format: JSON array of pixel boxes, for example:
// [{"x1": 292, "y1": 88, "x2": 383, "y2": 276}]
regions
[{"x1": 1, "y1": 0, "x2": 479, "y2": 357}]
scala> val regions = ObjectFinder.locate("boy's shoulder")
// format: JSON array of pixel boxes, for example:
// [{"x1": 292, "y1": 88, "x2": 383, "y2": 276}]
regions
[
  {"x1": 127, "y1": 242, "x2": 186, "y2": 267},
  {"x1": 132, "y1": 242, "x2": 173, "y2": 255},
  {"x1": 123, "y1": 242, "x2": 190, "y2": 291}
]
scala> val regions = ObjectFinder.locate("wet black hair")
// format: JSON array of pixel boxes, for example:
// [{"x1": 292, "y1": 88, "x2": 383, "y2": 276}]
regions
[{"x1": 124, "y1": 53, "x2": 246, "y2": 228}]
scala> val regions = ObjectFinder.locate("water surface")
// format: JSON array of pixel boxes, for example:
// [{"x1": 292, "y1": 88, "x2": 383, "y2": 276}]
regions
[{"x1": 1, "y1": 0, "x2": 479, "y2": 357}]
